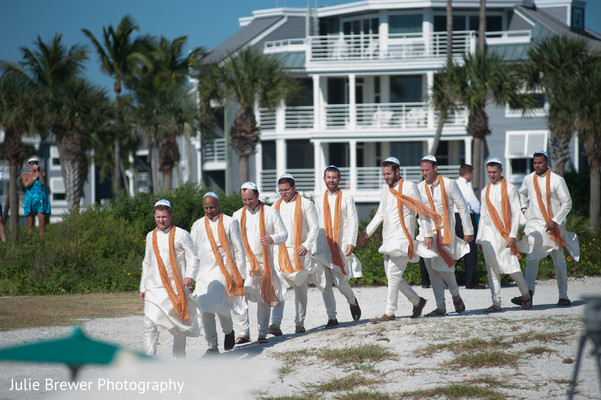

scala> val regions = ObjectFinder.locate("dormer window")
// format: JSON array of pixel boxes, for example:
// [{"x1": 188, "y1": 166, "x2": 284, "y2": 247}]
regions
[{"x1": 572, "y1": 8, "x2": 584, "y2": 31}]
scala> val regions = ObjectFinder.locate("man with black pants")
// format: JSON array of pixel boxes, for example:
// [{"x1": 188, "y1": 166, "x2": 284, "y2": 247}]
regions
[{"x1": 455, "y1": 164, "x2": 484, "y2": 289}]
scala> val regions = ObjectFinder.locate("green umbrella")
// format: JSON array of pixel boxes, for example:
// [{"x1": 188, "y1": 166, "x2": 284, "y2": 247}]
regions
[{"x1": 0, "y1": 325, "x2": 150, "y2": 379}]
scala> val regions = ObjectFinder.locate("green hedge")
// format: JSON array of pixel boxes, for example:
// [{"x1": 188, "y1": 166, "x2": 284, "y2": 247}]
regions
[{"x1": 0, "y1": 183, "x2": 599, "y2": 295}]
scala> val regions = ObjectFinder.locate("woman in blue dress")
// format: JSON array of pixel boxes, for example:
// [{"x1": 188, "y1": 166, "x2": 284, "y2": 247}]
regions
[{"x1": 21, "y1": 155, "x2": 51, "y2": 237}]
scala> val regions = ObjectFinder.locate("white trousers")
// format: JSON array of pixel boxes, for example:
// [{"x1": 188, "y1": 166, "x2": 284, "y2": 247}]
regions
[
  {"x1": 201, "y1": 312, "x2": 233, "y2": 350},
  {"x1": 486, "y1": 266, "x2": 529, "y2": 307},
  {"x1": 271, "y1": 281, "x2": 308, "y2": 327},
  {"x1": 143, "y1": 316, "x2": 186, "y2": 359},
  {"x1": 423, "y1": 258, "x2": 460, "y2": 311},
  {"x1": 525, "y1": 249, "x2": 569, "y2": 299},
  {"x1": 233, "y1": 299, "x2": 272, "y2": 338},
  {"x1": 383, "y1": 255, "x2": 420, "y2": 315},
  {"x1": 321, "y1": 267, "x2": 356, "y2": 319}
]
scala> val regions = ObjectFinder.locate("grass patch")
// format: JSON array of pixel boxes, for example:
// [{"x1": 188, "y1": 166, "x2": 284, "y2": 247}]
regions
[
  {"x1": 306, "y1": 373, "x2": 382, "y2": 392},
  {"x1": 0, "y1": 291, "x2": 142, "y2": 331},
  {"x1": 399, "y1": 383, "x2": 507, "y2": 400},
  {"x1": 316, "y1": 344, "x2": 396, "y2": 366},
  {"x1": 525, "y1": 346, "x2": 556, "y2": 356},
  {"x1": 447, "y1": 350, "x2": 519, "y2": 369},
  {"x1": 273, "y1": 348, "x2": 315, "y2": 365},
  {"x1": 511, "y1": 330, "x2": 572, "y2": 345},
  {"x1": 415, "y1": 337, "x2": 512, "y2": 357},
  {"x1": 334, "y1": 391, "x2": 395, "y2": 400},
  {"x1": 259, "y1": 395, "x2": 316, "y2": 400}
]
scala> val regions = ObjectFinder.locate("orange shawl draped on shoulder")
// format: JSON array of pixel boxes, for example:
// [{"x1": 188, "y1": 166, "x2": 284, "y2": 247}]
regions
[
  {"x1": 533, "y1": 169, "x2": 567, "y2": 249},
  {"x1": 424, "y1": 176, "x2": 456, "y2": 267},
  {"x1": 485, "y1": 178, "x2": 521, "y2": 259},
  {"x1": 274, "y1": 195, "x2": 304, "y2": 274},
  {"x1": 323, "y1": 190, "x2": 346, "y2": 274}
]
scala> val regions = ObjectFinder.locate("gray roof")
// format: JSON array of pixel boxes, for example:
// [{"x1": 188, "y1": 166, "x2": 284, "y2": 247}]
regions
[{"x1": 202, "y1": 16, "x2": 284, "y2": 64}]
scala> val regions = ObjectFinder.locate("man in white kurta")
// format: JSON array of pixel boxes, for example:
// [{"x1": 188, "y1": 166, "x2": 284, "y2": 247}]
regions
[
  {"x1": 476, "y1": 158, "x2": 531, "y2": 312},
  {"x1": 232, "y1": 182, "x2": 288, "y2": 344},
  {"x1": 314, "y1": 166, "x2": 362, "y2": 328},
  {"x1": 416, "y1": 155, "x2": 472, "y2": 316},
  {"x1": 191, "y1": 192, "x2": 247, "y2": 354},
  {"x1": 516, "y1": 151, "x2": 579, "y2": 307},
  {"x1": 358, "y1": 157, "x2": 428, "y2": 322},
  {"x1": 140, "y1": 199, "x2": 200, "y2": 359},
  {"x1": 269, "y1": 173, "x2": 319, "y2": 335}
]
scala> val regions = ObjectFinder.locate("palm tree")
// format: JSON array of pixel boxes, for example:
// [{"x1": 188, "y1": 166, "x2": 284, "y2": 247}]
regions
[
  {"x1": 0, "y1": 71, "x2": 34, "y2": 241},
  {"x1": 520, "y1": 35, "x2": 589, "y2": 175},
  {"x1": 48, "y1": 79, "x2": 112, "y2": 210},
  {"x1": 198, "y1": 46, "x2": 300, "y2": 184},
  {"x1": 572, "y1": 53, "x2": 601, "y2": 231},
  {"x1": 82, "y1": 15, "x2": 140, "y2": 196},
  {"x1": 432, "y1": 52, "x2": 526, "y2": 191}
]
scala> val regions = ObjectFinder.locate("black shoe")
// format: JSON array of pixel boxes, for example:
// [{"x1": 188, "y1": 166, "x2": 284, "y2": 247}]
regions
[
  {"x1": 557, "y1": 298, "x2": 571, "y2": 307},
  {"x1": 224, "y1": 331, "x2": 235, "y2": 350},
  {"x1": 411, "y1": 297, "x2": 427, "y2": 319},
  {"x1": 325, "y1": 319, "x2": 339, "y2": 329},
  {"x1": 295, "y1": 325, "x2": 306, "y2": 334},
  {"x1": 350, "y1": 298, "x2": 361, "y2": 321},
  {"x1": 422, "y1": 283, "x2": 431, "y2": 289},
  {"x1": 512, "y1": 290, "x2": 533, "y2": 306}
]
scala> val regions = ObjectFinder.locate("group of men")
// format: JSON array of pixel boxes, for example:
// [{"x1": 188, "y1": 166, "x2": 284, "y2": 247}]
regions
[{"x1": 139, "y1": 150, "x2": 579, "y2": 358}]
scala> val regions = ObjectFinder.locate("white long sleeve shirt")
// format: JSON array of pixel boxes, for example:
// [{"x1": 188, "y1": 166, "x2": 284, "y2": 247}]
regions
[{"x1": 454, "y1": 176, "x2": 480, "y2": 215}]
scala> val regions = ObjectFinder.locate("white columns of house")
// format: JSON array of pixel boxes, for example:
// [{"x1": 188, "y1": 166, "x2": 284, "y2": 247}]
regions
[
  {"x1": 349, "y1": 140, "x2": 357, "y2": 191},
  {"x1": 379, "y1": 11, "x2": 389, "y2": 56},
  {"x1": 276, "y1": 138, "x2": 286, "y2": 178},
  {"x1": 276, "y1": 100, "x2": 286, "y2": 133},
  {"x1": 464, "y1": 137, "x2": 473, "y2": 165},
  {"x1": 312, "y1": 75, "x2": 323, "y2": 131},
  {"x1": 195, "y1": 133, "x2": 203, "y2": 189},
  {"x1": 348, "y1": 74, "x2": 357, "y2": 130},
  {"x1": 423, "y1": 10, "x2": 433, "y2": 56},
  {"x1": 314, "y1": 140, "x2": 324, "y2": 192},
  {"x1": 426, "y1": 71, "x2": 435, "y2": 129}
]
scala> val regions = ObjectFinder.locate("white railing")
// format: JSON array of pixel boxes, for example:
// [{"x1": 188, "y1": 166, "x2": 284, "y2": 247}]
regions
[
  {"x1": 258, "y1": 109, "x2": 276, "y2": 130},
  {"x1": 287, "y1": 168, "x2": 314, "y2": 191},
  {"x1": 261, "y1": 169, "x2": 278, "y2": 192},
  {"x1": 285, "y1": 106, "x2": 314, "y2": 129},
  {"x1": 323, "y1": 104, "x2": 349, "y2": 129},
  {"x1": 356, "y1": 102, "x2": 431, "y2": 129},
  {"x1": 485, "y1": 29, "x2": 531, "y2": 44},
  {"x1": 203, "y1": 139, "x2": 226, "y2": 163}
]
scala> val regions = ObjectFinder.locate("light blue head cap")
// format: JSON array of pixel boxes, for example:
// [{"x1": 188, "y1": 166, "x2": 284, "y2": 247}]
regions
[{"x1": 203, "y1": 192, "x2": 219, "y2": 200}]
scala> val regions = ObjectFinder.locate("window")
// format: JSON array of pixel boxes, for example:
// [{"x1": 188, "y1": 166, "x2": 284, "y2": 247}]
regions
[
  {"x1": 506, "y1": 92, "x2": 547, "y2": 118},
  {"x1": 390, "y1": 142, "x2": 423, "y2": 166},
  {"x1": 262, "y1": 141, "x2": 276, "y2": 170},
  {"x1": 389, "y1": 14, "x2": 423, "y2": 34},
  {"x1": 286, "y1": 140, "x2": 314, "y2": 169},
  {"x1": 504, "y1": 130, "x2": 548, "y2": 178},
  {"x1": 49, "y1": 177, "x2": 67, "y2": 205},
  {"x1": 572, "y1": 8, "x2": 584, "y2": 30},
  {"x1": 390, "y1": 75, "x2": 423, "y2": 102}
]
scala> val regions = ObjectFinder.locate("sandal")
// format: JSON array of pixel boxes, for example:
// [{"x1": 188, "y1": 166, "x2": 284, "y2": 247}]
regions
[
  {"x1": 521, "y1": 294, "x2": 533, "y2": 310},
  {"x1": 235, "y1": 335, "x2": 251, "y2": 345},
  {"x1": 257, "y1": 336, "x2": 268, "y2": 344},
  {"x1": 484, "y1": 305, "x2": 502, "y2": 313},
  {"x1": 453, "y1": 297, "x2": 466, "y2": 313},
  {"x1": 425, "y1": 308, "x2": 447, "y2": 317}
]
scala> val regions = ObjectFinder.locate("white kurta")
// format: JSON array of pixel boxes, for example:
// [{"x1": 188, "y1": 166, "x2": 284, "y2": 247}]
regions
[
  {"x1": 416, "y1": 176, "x2": 472, "y2": 271},
  {"x1": 190, "y1": 214, "x2": 247, "y2": 316},
  {"x1": 365, "y1": 180, "x2": 426, "y2": 261},
  {"x1": 518, "y1": 171, "x2": 580, "y2": 261},
  {"x1": 232, "y1": 204, "x2": 288, "y2": 303},
  {"x1": 314, "y1": 190, "x2": 362, "y2": 279},
  {"x1": 140, "y1": 226, "x2": 200, "y2": 337},
  {"x1": 454, "y1": 176, "x2": 481, "y2": 215},
  {"x1": 476, "y1": 180, "x2": 522, "y2": 274},
  {"x1": 274, "y1": 194, "x2": 319, "y2": 287}
]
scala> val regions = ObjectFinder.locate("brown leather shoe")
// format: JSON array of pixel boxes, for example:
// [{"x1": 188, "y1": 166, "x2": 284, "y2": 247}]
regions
[
  {"x1": 257, "y1": 336, "x2": 268, "y2": 344},
  {"x1": 350, "y1": 298, "x2": 361, "y2": 321},
  {"x1": 325, "y1": 319, "x2": 339, "y2": 329},
  {"x1": 295, "y1": 325, "x2": 306, "y2": 334},
  {"x1": 370, "y1": 314, "x2": 395, "y2": 323},
  {"x1": 267, "y1": 324, "x2": 283, "y2": 336},
  {"x1": 411, "y1": 297, "x2": 427, "y2": 318},
  {"x1": 484, "y1": 304, "x2": 502, "y2": 313}
]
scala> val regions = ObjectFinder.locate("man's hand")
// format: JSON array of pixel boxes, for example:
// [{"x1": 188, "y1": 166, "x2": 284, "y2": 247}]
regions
[
  {"x1": 344, "y1": 244, "x2": 355, "y2": 257},
  {"x1": 296, "y1": 245, "x2": 308, "y2": 257},
  {"x1": 358, "y1": 232, "x2": 368, "y2": 246},
  {"x1": 424, "y1": 237, "x2": 433, "y2": 250},
  {"x1": 464, "y1": 235, "x2": 474, "y2": 244},
  {"x1": 545, "y1": 220, "x2": 558, "y2": 232},
  {"x1": 260, "y1": 235, "x2": 275, "y2": 246},
  {"x1": 140, "y1": 292, "x2": 145, "y2": 300},
  {"x1": 183, "y1": 278, "x2": 195, "y2": 288},
  {"x1": 505, "y1": 237, "x2": 517, "y2": 248}
]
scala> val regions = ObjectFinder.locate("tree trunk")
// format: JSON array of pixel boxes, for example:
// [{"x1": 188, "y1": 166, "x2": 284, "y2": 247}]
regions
[
  {"x1": 239, "y1": 154, "x2": 249, "y2": 185},
  {"x1": 9, "y1": 161, "x2": 19, "y2": 242},
  {"x1": 590, "y1": 163, "x2": 600, "y2": 231},
  {"x1": 429, "y1": 114, "x2": 445, "y2": 155},
  {"x1": 472, "y1": 136, "x2": 483, "y2": 194},
  {"x1": 56, "y1": 134, "x2": 88, "y2": 212},
  {"x1": 478, "y1": 0, "x2": 486, "y2": 54},
  {"x1": 549, "y1": 132, "x2": 572, "y2": 176},
  {"x1": 113, "y1": 85, "x2": 122, "y2": 195},
  {"x1": 446, "y1": 0, "x2": 453, "y2": 61},
  {"x1": 162, "y1": 168, "x2": 172, "y2": 192}
]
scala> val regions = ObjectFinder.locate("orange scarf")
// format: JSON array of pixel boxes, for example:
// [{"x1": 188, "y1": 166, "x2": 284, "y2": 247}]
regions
[
  {"x1": 424, "y1": 176, "x2": 456, "y2": 267},
  {"x1": 152, "y1": 227, "x2": 189, "y2": 322},
  {"x1": 323, "y1": 190, "x2": 346, "y2": 275},
  {"x1": 485, "y1": 178, "x2": 521, "y2": 259},
  {"x1": 388, "y1": 179, "x2": 441, "y2": 259},
  {"x1": 205, "y1": 214, "x2": 247, "y2": 297},
  {"x1": 274, "y1": 194, "x2": 304, "y2": 274},
  {"x1": 533, "y1": 169, "x2": 567, "y2": 249},
  {"x1": 240, "y1": 203, "x2": 280, "y2": 307}
]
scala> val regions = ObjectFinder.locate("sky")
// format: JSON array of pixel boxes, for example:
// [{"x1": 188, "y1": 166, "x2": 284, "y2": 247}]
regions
[{"x1": 1, "y1": 0, "x2": 600, "y2": 93}]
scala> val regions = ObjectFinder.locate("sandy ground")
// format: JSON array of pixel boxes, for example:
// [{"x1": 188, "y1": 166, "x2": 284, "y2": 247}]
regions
[{"x1": 1, "y1": 277, "x2": 600, "y2": 399}]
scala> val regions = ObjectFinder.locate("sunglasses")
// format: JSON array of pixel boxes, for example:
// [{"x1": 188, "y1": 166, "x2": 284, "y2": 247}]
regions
[{"x1": 28, "y1": 161, "x2": 39, "y2": 165}]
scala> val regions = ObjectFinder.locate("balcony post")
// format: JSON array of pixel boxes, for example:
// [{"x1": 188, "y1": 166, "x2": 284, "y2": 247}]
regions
[
  {"x1": 349, "y1": 73, "x2": 357, "y2": 130},
  {"x1": 427, "y1": 71, "x2": 435, "y2": 128},
  {"x1": 313, "y1": 74, "x2": 322, "y2": 131},
  {"x1": 379, "y1": 11, "x2": 388, "y2": 57},
  {"x1": 314, "y1": 140, "x2": 323, "y2": 193},
  {"x1": 255, "y1": 141, "x2": 263, "y2": 190},
  {"x1": 350, "y1": 140, "x2": 357, "y2": 192},
  {"x1": 276, "y1": 138, "x2": 286, "y2": 179},
  {"x1": 276, "y1": 100, "x2": 286, "y2": 133},
  {"x1": 464, "y1": 137, "x2": 473, "y2": 164}
]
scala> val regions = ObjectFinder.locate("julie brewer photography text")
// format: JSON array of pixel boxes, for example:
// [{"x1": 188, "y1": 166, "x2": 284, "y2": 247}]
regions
[{"x1": 9, "y1": 377, "x2": 185, "y2": 395}]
